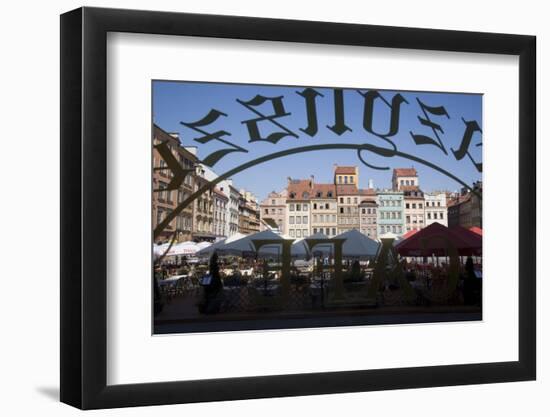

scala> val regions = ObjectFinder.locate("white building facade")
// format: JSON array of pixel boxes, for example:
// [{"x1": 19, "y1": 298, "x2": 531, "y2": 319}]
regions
[{"x1": 424, "y1": 192, "x2": 448, "y2": 226}]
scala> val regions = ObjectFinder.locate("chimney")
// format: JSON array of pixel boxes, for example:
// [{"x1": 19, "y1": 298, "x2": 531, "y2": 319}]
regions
[
  {"x1": 368, "y1": 179, "x2": 374, "y2": 189},
  {"x1": 184, "y1": 146, "x2": 198, "y2": 156}
]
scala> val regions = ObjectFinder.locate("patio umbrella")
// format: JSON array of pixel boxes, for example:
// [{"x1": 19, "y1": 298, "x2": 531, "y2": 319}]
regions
[
  {"x1": 196, "y1": 233, "x2": 246, "y2": 256},
  {"x1": 291, "y1": 232, "x2": 332, "y2": 259},
  {"x1": 221, "y1": 230, "x2": 286, "y2": 257},
  {"x1": 394, "y1": 229, "x2": 418, "y2": 249},
  {"x1": 333, "y1": 229, "x2": 381, "y2": 259},
  {"x1": 195, "y1": 241, "x2": 212, "y2": 250},
  {"x1": 401, "y1": 229, "x2": 419, "y2": 240},
  {"x1": 153, "y1": 242, "x2": 171, "y2": 257},
  {"x1": 166, "y1": 241, "x2": 199, "y2": 257},
  {"x1": 469, "y1": 226, "x2": 483, "y2": 236},
  {"x1": 396, "y1": 222, "x2": 482, "y2": 257}
]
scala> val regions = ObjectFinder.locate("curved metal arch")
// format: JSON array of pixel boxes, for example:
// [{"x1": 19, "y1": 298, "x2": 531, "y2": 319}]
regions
[{"x1": 154, "y1": 143, "x2": 480, "y2": 239}]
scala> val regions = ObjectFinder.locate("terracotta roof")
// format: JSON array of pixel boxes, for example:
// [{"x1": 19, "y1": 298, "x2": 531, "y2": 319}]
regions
[
  {"x1": 312, "y1": 183, "x2": 336, "y2": 198},
  {"x1": 334, "y1": 166, "x2": 357, "y2": 175},
  {"x1": 336, "y1": 184, "x2": 359, "y2": 195},
  {"x1": 359, "y1": 188, "x2": 376, "y2": 196},
  {"x1": 287, "y1": 179, "x2": 313, "y2": 200},
  {"x1": 401, "y1": 185, "x2": 420, "y2": 192},
  {"x1": 393, "y1": 168, "x2": 417, "y2": 177}
]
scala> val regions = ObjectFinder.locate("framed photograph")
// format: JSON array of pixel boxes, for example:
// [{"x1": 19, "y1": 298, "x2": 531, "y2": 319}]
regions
[{"x1": 60, "y1": 6, "x2": 536, "y2": 409}]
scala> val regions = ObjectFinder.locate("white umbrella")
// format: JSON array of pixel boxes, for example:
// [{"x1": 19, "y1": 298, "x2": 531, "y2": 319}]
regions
[
  {"x1": 195, "y1": 241, "x2": 212, "y2": 250},
  {"x1": 291, "y1": 232, "x2": 332, "y2": 259},
  {"x1": 166, "y1": 241, "x2": 199, "y2": 257},
  {"x1": 196, "y1": 233, "x2": 246, "y2": 256},
  {"x1": 333, "y1": 229, "x2": 380, "y2": 258},
  {"x1": 222, "y1": 230, "x2": 286, "y2": 257},
  {"x1": 153, "y1": 242, "x2": 171, "y2": 257}
]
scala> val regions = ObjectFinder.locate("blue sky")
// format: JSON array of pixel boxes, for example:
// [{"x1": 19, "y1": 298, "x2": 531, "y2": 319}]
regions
[{"x1": 153, "y1": 81, "x2": 482, "y2": 201}]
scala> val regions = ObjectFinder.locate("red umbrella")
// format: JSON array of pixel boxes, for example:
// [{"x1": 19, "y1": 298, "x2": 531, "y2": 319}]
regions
[
  {"x1": 469, "y1": 226, "x2": 483, "y2": 236},
  {"x1": 396, "y1": 222, "x2": 482, "y2": 257},
  {"x1": 401, "y1": 229, "x2": 419, "y2": 240}
]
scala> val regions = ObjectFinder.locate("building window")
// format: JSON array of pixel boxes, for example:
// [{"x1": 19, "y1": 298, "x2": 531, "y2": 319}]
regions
[
  {"x1": 296, "y1": 230, "x2": 302, "y2": 238},
  {"x1": 303, "y1": 216, "x2": 308, "y2": 224},
  {"x1": 303, "y1": 205, "x2": 308, "y2": 211},
  {"x1": 340, "y1": 207, "x2": 344, "y2": 214},
  {"x1": 313, "y1": 228, "x2": 317, "y2": 234},
  {"x1": 296, "y1": 216, "x2": 302, "y2": 224},
  {"x1": 290, "y1": 230, "x2": 295, "y2": 238},
  {"x1": 156, "y1": 208, "x2": 163, "y2": 225},
  {"x1": 271, "y1": 199, "x2": 275, "y2": 205},
  {"x1": 344, "y1": 176, "x2": 348, "y2": 184},
  {"x1": 296, "y1": 204, "x2": 301, "y2": 211},
  {"x1": 289, "y1": 216, "x2": 295, "y2": 224},
  {"x1": 332, "y1": 227, "x2": 336, "y2": 235},
  {"x1": 290, "y1": 204, "x2": 295, "y2": 211}
]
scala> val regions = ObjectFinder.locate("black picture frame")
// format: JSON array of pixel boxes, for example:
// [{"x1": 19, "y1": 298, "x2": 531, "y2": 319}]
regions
[{"x1": 60, "y1": 6, "x2": 536, "y2": 410}]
